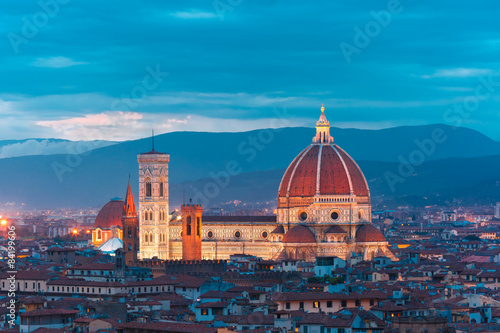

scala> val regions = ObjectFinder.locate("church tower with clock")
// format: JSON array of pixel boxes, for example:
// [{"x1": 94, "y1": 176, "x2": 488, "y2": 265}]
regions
[{"x1": 137, "y1": 144, "x2": 170, "y2": 260}]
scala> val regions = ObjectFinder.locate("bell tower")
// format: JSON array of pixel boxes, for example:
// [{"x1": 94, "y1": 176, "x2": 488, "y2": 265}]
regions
[
  {"x1": 138, "y1": 137, "x2": 170, "y2": 260},
  {"x1": 122, "y1": 178, "x2": 139, "y2": 265},
  {"x1": 181, "y1": 203, "x2": 203, "y2": 261}
]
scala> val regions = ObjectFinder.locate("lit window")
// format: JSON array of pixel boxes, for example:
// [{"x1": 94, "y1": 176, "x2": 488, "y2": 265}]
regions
[{"x1": 313, "y1": 301, "x2": 320, "y2": 308}]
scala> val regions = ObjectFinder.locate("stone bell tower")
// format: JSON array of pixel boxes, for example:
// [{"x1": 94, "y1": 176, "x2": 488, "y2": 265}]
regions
[
  {"x1": 138, "y1": 136, "x2": 170, "y2": 260},
  {"x1": 181, "y1": 203, "x2": 203, "y2": 261}
]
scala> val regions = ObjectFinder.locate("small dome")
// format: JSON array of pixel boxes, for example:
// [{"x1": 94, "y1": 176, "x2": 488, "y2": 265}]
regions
[
  {"x1": 94, "y1": 199, "x2": 124, "y2": 229},
  {"x1": 283, "y1": 225, "x2": 316, "y2": 243},
  {"x1": 271, "y1": 225, "x2": 285, "y2": 234},
  {"x1": 325, "y1": 225, "x2": 347, "y2": 234},
  {"x1": 356, "y1": 225, "x2": 386, "y2": 242}
]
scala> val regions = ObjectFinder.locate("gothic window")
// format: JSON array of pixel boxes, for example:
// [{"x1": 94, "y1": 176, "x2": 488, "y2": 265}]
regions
[
  {"x1": 97, "y1": 230, "x2": 102, "y2": 240},
  {"x1": 187, "y1": 216, "x2": 192, "y2": 236},
  {"x1": 196, "y1": 217, "x2": 201, "y2": 236},
  {"x1": 146, "y1": 180, "x2": 152, "y2": 197},
  {"x1": 144, "y1": 211, "x2": 148, "y2": 221},
  {"x1": 149, "y1": 211, "x2": 153, "y2": 221},
  {"x1": 144, "y1": 234, "x2": 148, "y2": 243},
  {"x1": 128, "y1": 227, "x2": 132, "y2": 237},
  {"x1": 160, "y1": 183, "x2": 164, "y2": 197}
]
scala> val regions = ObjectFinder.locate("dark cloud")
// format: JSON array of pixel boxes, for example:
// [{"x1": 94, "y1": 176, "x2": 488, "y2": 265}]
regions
[{"x1": 1, "y1": 0, "x2": 499, "y2": 139}]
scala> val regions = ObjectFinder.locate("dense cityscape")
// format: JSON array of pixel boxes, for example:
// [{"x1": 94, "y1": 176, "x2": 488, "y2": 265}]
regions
[
  {"x1": 2, "y1": 1, "x2": 500, "y2": 332},
  {"x1": 1, "y1": 110, "x2": 500, "y2": 333}
]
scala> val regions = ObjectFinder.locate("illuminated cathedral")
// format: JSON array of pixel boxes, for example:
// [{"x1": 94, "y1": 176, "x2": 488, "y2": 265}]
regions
[{"x1": 92, "y1": 106, "x2": 395, "y2": 262}]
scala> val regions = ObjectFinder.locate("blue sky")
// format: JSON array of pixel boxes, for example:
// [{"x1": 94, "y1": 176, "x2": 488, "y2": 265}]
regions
[{"x1": 1, "y1": 0, "x2": 500, "y2": 141}]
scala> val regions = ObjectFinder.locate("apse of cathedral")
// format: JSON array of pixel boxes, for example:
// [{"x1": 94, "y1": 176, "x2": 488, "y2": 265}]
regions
[{"x1": 91, "y1": 105, "x2": 396, "y2": 262}]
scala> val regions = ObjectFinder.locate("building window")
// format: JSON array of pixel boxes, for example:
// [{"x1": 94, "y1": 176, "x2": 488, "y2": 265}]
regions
[
  {"x1": 262, "y1": 231, "x2": 268, "y2": 239},
  {"x1": 313, "y1": 301, "x2": 320, "y2": 308},
  {"x1": 187, "y1": 216, "x2": 192, "y2": 236},
  {"x1": 196, "y1": 217, "x2": 201, "y2": 236},
  {"x1": 327, "y1": 301, "x2": 332, "y2": 308},
  {"x1": 207, "y1": 231, "x2": 214, "y2": 239},
  {"x1": 355, "y1": 300, "x2": 361, "y2": 306},
  {"x1": 149, "y1": 211, "x2": 153, "y2": 221},
  {"x1": 330, "y1": 210, "x2": 340, "y2": 221},
  {"x1": 370, "y1": 299, "x2": 374, "y2": 306},
  {"x1": 299, "y1": 211, "x2": 308, "y2": 222},
  {"x1": 234, "y1": 231, "x2": 241, "y2": 239},
  {"x1": 341, "y1": 300, "x2": 347, "y2": 307},
  {"x1": 201, "y1": 309, "x2": 208, "y2": 315},
  {"x1": 286, "y1": 302, "x2": 290, "y2": 309},
  {"x1": 159, "y1": 183, "x2": 164, "y2": 197},
  {"x1": 299, "y1": 302, "x2": 304, "y2": 309},
  {"x1": 146, "y1": 181, "x2": 152, "y2": 197}
]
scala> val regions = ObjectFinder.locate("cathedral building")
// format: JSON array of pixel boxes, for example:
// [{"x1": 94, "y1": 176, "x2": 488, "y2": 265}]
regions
[
  {"x1": 92, "y1": 105, "x2": 395, "y2": 262},
  {"x1": 149, "y1": 106, "x2": 395, "y2": 261}
]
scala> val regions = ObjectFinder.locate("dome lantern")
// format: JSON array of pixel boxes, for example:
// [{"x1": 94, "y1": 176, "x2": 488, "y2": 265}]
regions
[{"x1": 313, "y1": 104, "x2": 334, "y2": 144}]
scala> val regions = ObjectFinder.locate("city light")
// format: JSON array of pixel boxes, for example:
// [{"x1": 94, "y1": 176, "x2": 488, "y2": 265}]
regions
[
  {"x1": 72, "y1": 229, "x2": 78, "y2": 234},
  {"x1": 0, "y1": 220, "x2": 7, "y2": 226}
]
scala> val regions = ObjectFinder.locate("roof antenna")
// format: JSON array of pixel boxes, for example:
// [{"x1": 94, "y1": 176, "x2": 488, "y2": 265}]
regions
[{"x1": 152, "y1": 129, "x2": 155, "y2": 151}]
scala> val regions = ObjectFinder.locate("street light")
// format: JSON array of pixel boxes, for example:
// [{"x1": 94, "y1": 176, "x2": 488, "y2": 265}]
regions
[
  {"x1": 0, "y1": 220, "x2": 7, "y2": 226},
  {"x1": 72, "y1": 229, "x2": 78, "y2": 235}
]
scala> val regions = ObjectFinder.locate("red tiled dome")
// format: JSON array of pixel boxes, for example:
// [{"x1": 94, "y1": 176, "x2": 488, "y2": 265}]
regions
[
  {"x1": 356, "y1": 225, "x2": 386, "y2": 242},
  {"x1": 282, "y1": 225, "x2": 316, "y2": 243},
  {"x1": 94, "y1": 199, "x2": 124, "y2": 229},
  {"x1": 278, "y1": 144, "x2": 369, "y2": 198}
]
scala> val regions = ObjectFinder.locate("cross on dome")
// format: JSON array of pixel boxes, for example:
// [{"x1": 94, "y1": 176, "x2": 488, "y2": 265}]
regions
[{"x1": 313, "y1": 104, "x2": 333, "y2": 144}]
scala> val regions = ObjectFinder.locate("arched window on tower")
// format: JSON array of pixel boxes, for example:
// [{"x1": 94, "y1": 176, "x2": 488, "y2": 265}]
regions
[
  {"x1": 145, "y1": 178, "x2": 152, "y2": 197},
  {"x1": 128, "y1": 227, "x2": 132, "y2": 237},
  {"x1": 196, "y1": 217, "x2": 201, "y2": 236},
  {"x1": 144, "y1": 211, "x2": 148, "y2": 221},
  {"x1": 144, "y1": 234, "x2": 148, "y2": 243},
  {"x1": 187, "y1": 216, "x2": 192, "y2": 236},
  {"x1": 159, "y1": 182, "x2": 164, "y2": 197},
  {"x1": 97, "y1": 230, "x2": 102, "y2": 240},
  {"x1": 149, "y1": 211, "x2": 153, "y2": 221}
]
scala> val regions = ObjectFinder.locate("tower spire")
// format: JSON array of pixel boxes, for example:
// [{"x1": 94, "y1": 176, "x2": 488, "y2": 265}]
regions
[
  {"x1": 124, "y1": 177, "x2": 137, "y2": 217},
  {"x1": 313, "y1": 104, "x2": 333, "y2": 144}
]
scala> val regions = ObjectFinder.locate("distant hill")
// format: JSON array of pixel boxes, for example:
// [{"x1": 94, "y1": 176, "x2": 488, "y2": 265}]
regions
[
  {"x1": 170, "y1": 155, "x2": 500, "y2": 208},
  {"x1": 0, "y1": 139, "x2": 116, "y2": 159},
  {"x1": 0, "y1": 124, "x2": 499, "y2": 208}
]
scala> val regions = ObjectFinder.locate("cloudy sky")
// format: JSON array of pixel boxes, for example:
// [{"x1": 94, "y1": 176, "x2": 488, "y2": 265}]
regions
[{"x1": 1, "y1": 0, "x2": 500, "y2": 141}]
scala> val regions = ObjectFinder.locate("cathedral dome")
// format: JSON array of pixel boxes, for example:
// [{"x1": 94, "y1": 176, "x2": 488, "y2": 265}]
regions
[
  {"x1": 94, "y1": 198, "x2": 124, "y2": 229},
  {"x1": 278, "y1": 106, "x2": 369, "y2": 201},
  {"x1": 356, "y1": 225, "x2": 386, "y2": 242},
  {"x1": 283, "y1": 225, "x2": 316, "y2": 243}
]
